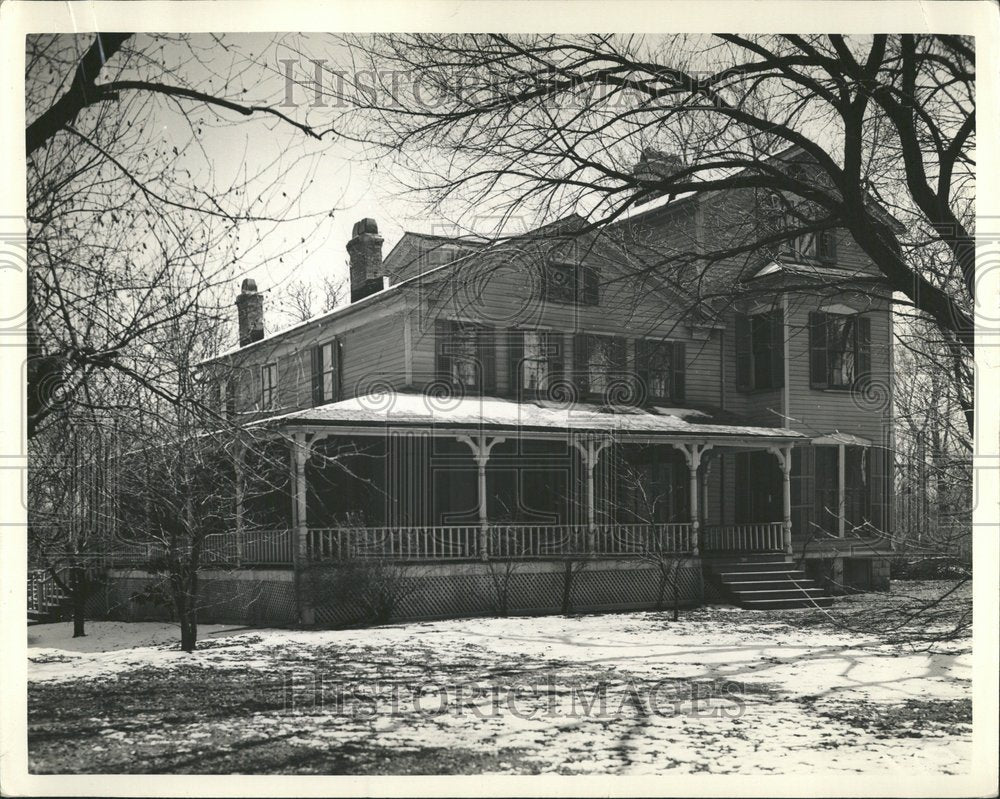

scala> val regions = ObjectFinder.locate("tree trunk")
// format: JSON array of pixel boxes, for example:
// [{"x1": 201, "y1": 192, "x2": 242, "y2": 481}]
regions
[{"x1": 70, "y1": 566, "x2": 88, "y2": 637}]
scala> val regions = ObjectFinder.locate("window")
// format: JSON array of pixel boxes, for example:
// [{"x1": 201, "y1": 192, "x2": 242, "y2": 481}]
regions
[
  {"x1": 809, "y1": 311, "x2": 871, "y2": 390},
  {"x1": 782, "y1": 227, "x2": 837, "y2": 264},
  {"x1": 573, "y1": 334, "x2": 626, "y2": 398},
  {"x1": 435, "y1": 320, "x2": 496, "y2": 393},
  {"x1": 761, "y1": 190, "x2": 837, "y2": 264},
  {"x1": 508, "y1": 329, "x2": 562, "y2": 396},
  {"x1": 543, "y1": 262, "x2": 599, "y2": 306},
  {"x1": 844, "y1": 446, "x2": 870, "y2": 533},
  {"x1": 735, "y1": 310, "x2": 784, "y2": 391},
  {"x1": 260, "y1": 362, "x2": 277, "y2": 409},
  {"x1": 219, "y1": 378, "x2": 236, "y2": 419},
  {"x1": 311, "y1": 340, "x2": 340, "y2": 406},
  {"x1": 814, "y1": 445, "x2": 840, "y2": 534},
  {"x1": 636, "y1": 339, "x2": 685, "y2": 402}
]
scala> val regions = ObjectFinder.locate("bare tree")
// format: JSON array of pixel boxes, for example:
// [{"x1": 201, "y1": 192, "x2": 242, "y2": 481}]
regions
[
  {"x1": 25, "y1": 33, "x2": 334, "y2": 437},
  {"x1": 326, "y1": 34, "x2": 973, "y2": 433}
]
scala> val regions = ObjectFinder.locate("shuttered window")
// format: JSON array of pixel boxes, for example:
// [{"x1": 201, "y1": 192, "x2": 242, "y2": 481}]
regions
[
  {"x1": 809, "y1": 311, "x2": 871, "y2": 390},
  {"x1": 636, "y1": 339, "x2": 686, "y2": 403},
  {"x1": 260, "y1": 362, "x2": 277, "y2": 409},
  {"x1": 435, "y1": 320, "x2": 496, "y2": 393},
  {"x1": 735, "y1": 310, "x2": 784, "y2": 391},
  {"x1": 573, "y1": 334, "x2": 627, "y2": 398},
  {"x1": 310, "y1": 340, "x2": 341, "y2": 406},
  {"x1": 508, "y1": 329, "x2": 563, "y2": 397}
]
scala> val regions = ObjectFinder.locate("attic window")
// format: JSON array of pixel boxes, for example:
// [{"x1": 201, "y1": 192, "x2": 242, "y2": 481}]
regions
[{"x1": 543, "y1": 263, "x2": 599, "y2": 306}]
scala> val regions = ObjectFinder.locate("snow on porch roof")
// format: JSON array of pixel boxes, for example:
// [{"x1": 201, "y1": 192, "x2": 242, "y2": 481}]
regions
[{"x1": 261, "y1": 392, "x2": 805, "y2": 440}]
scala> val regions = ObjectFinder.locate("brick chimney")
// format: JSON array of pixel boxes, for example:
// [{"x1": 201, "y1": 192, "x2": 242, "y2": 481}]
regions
[
  {"x1": 347, "y1": 218, "x2": 385, "y2": 303},
  {"x1": 235, "y1": 278, "x2": 264, "y2": 346},
  {"x1": 632, "y1": 148, "x2": 685, "y2": 183}
]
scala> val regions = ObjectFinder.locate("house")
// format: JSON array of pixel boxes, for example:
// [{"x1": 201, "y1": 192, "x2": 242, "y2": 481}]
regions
[{"x1": 97, "y1": 155, "x2": 895, "y2": 627}]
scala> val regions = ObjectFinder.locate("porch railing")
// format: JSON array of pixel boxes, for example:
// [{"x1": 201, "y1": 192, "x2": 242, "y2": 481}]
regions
[
  {"x1": 307, "y1": 522, "x2": 695, "y2": 562},
  {"x1": 594, "y1": 523, "x2": 693, "y2": 555},
  {"x1": 701, "y1": 522, "x2": 786, "y2": 553},
  {"x1": 60, "y1": 522, "x2": 787, "y2": 568}
]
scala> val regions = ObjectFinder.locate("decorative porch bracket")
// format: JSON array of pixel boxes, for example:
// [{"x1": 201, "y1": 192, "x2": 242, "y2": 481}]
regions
[
  {"x1": 673, "y1": 443, "x2": 714, "y2": 556},
  {"x1": 766, "y1": 444, "x2": 795, "y2": 555},
  {"x1": 571, "y1": 435, "x2": 612, "y2": 552},
  {"x1": 456, "y1": 434, "x2": 507, "y2": 559}
]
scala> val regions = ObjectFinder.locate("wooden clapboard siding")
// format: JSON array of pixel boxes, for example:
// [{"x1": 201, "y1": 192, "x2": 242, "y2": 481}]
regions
[
  {"x1": 784, "y1": 292, "x2": 891, "y2": 441},
  {"x1": 207, "y1": 297, "x2": 409, "y2": 419},
  {"x1": 405, "y1": 253, "x2": 724, "y2": 405}
]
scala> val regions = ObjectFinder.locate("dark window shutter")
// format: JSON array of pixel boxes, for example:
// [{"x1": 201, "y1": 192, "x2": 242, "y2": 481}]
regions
[
  {"x1": 818, "y1": 229, "x2": 837, "y2": 263},
  {"x1": 310, "y1": 346, "x2": 323, "y2": 406},
  {"x1": 809, "y1": 311, "x2": 829, "y2": 389},
  {"x1": 672, "y1": 341, "x2": 686, "y2": 402},
  {"x1": 547, "y1": 331, "x2": 564, "y2": 383},
  {"x1": 507, "y1": 329, "x2": 524, "y2": 397},
  {"x1": 573, "y1": 334, "x2": 590, "y2": 395},
  {"x1": 334, "y1": 339, "x2": 343, "y2": 401},
  {"x1": 582, "y1": 267, "x2": 600, "y2": 305},
  {"x1": 735, "y1": 314, "x2": 752, "y2": 390},
  {"x1": 435, "y1": 320, "x2": 453, "y2": 385},
  {"x1": 770, "y1": 310, "x2": 785, "y2": 389},
  {"x1": 478, "y1": 326, "x2": 496, "y2": 394},
  {"x1": 855, "y1": 316, "x2": 871, "y2": 388},
  {"x1": 635, "y1": 339, "x2": 649, "y2": 403},
  {"x1": 612, "y1": 337, "x2": 627, "y2": 371}
]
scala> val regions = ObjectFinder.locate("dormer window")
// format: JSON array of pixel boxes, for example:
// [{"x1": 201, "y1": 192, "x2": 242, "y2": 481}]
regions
[
  {"x1": 761, "y1": 191, "x2": 837, "y2": 264},
  {"x1": 543, "y1": 262, "x2": 599, "y2": 306}
]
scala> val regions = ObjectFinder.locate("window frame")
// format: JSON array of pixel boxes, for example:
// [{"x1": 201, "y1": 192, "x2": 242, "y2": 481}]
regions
[
  {"x1": 573, "y1": 333, "x2": 627, "y2": 399},
  {"x1": 311, "y1": 340, "x2": 341, "y2": 406},
  {"x1": 508, "y1": 328, "x2": 562, "y2": 397},
  {"x1": 260, "y1": 362, "x2": 277, "y2": 410},
  {"x1": 809, "y1": 311, "x2": 872, "y2": 391},
  {"x1": 543, "y1": 261, "x2": 600, "y2": 307},
  {"x1": 435, "y1": 320, "x2": 496, "y2": 394},
  {"x1": 735, "y1": 309, "x2": 785, "y2": 392},
  {"x1": 636, "y1": 338, "x2": 686, "y2": 403}
]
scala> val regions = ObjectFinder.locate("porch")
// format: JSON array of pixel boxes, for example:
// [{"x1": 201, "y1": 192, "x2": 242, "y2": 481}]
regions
[{"x1": 108, "y1": 520, "x2": 787, "y2": 567}]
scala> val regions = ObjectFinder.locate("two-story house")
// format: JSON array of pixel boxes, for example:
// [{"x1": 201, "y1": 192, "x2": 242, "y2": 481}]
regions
[{"x1": 159, "y1": 153, "x2": 893, "y2": 626}]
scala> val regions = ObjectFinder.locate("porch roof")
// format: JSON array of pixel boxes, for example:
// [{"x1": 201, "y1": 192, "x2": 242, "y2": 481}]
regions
[{"x1": 260, "y1": 392, "x2": 805, "y2": 441}]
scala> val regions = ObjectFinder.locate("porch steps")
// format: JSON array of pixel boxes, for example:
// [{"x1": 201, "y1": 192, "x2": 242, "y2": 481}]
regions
[{"x1": 703, "y1": 554, "x2": 833, "y2": 610}]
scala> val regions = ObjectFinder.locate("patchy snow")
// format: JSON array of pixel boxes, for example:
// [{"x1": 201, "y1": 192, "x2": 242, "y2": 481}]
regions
[{"x1": 28, "y1": 593, "x2": 973, "y2": 776}]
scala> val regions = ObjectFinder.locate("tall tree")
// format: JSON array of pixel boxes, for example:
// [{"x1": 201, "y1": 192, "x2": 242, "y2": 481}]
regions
[
  {"x1": 328, "y1": 34, "x2": 974, "y2": 430},
  {"x1": 25, "y1": 33, "x2": 333, "y2": 437}
]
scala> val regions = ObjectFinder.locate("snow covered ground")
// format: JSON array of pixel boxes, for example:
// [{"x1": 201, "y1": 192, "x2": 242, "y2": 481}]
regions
[{"x1": 27, "y1": 583, "x2": 973, "y2": 776}]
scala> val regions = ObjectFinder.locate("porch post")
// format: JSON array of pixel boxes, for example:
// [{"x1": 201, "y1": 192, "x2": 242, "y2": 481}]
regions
[
  {"x1": 571, "y1": 437, "x2": 611, "y2": 554},
  {"x1": 768, "y1": 444, "x2": 794, "y2": 555},
  {"x1": 293, "y1": 433, "x2": 309, "y2": 565},
  {"x1": 676, "y1": 443, "x2": 712, "y2": 557},
  {"x1": 234, "y1": 442, "x2": 245, "y2": 568},
  {"x1": 837, "y1": 442, "x2": 846, "y2": 538},
  {"x1": 456, "y1": 434, "x2": 506, "y2": 559},
  {"x1": 290, "y1": 432, "x2": 313, "y2": 625}
]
